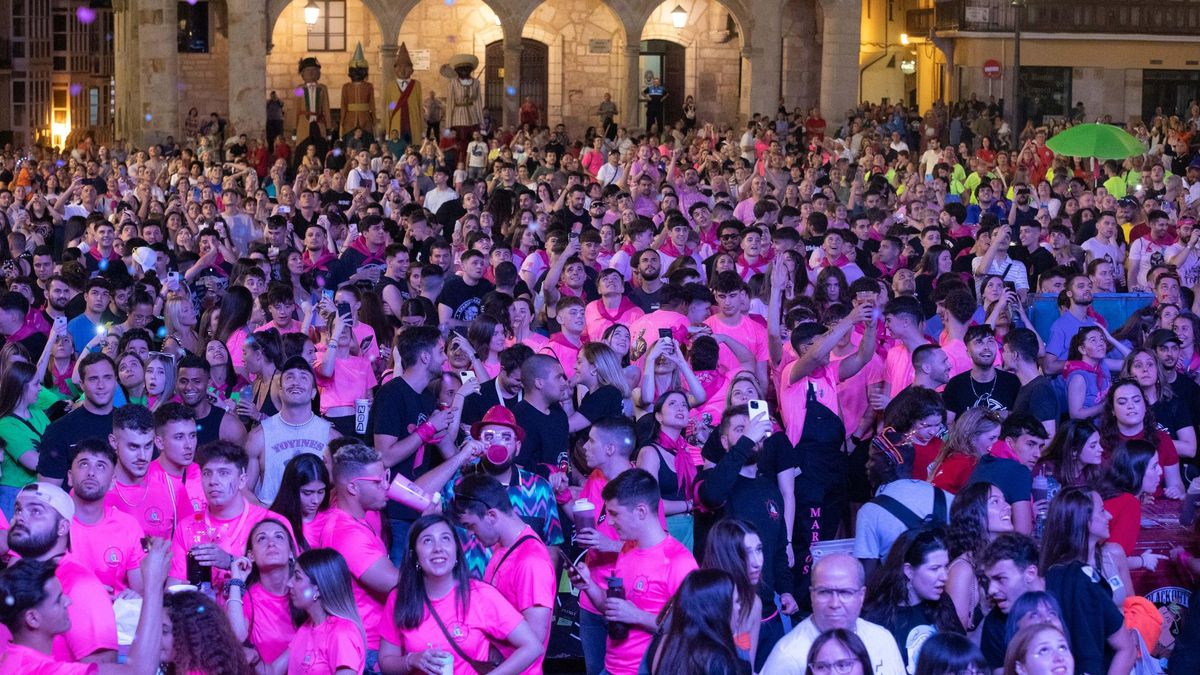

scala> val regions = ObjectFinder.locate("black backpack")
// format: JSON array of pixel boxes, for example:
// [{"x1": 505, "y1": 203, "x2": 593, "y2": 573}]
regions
[{"x1": 871, "y1": 488, "x2": 948, "y2": 530}]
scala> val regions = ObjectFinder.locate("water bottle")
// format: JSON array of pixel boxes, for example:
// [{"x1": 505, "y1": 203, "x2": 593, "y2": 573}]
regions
[
  {"x1": 606, "y1": 577, "x2": 629, "y2": 641},
  {"x1": 186, "y1": 512, "x2": 213, "y2": 589}
]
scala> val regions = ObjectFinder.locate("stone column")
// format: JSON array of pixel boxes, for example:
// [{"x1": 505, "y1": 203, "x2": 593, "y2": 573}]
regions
[
  {"x1": 624, "y1": 44, "x2": 642, "y2": 132},
  {"x1": 500, "y1": 19, "x2": 523, "y2": 129},
  {"x1": 111, "y1": 0, "x2": 138, "y2": 142},
  {"x1": 226, "y1": 0, "x2": 267, "y2": 140},
  {"x1": 818, "y1": 0, "x2": 861, "y2": 125},
  {"x1": 380, "y1": 44, "x2": 398, "y2": 136},
  {"x1": 135, "y1": 0, "x2": 179, "y2": 146},
  {"x1": 746, "y1": 1, "x2": 783, "y2": 119}
]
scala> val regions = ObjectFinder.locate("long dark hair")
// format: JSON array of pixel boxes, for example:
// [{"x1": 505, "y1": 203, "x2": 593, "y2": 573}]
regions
[
  {"x1": 394, "y1": 514, "x2": 472, "y2": 630},
  {"x1": 863, "y1": 528, "x2": 961, "y2": 634},
  {"x1": 164, "y1": 591, "x2": 254, "y2": 675},
  {"x1": 241, "y1": 518, "x2": 295, "y2": 588},
  {"x1": 946, "y1": 481, "x2": 995, "y2": 560},
  {"x1": 1040, "y1": 487, "x2": 1101, "y2": 571},
  {"x1": 0, "y1": 360, "x2": 37, "y2": 419},
  {"x1": 702, "y1": 519, "x2": 759, "y2": 626},
  {"x1": 269, "y1": 454, "x2": 331, "y2": 551},
  {"x1": 1040, "y1": 419, "x2": 1102, "y2": 489},
  {"x1": 1098, "y1": 378, "x2": 1159, "y2": 455},
  {"x1": 1096, "y1": 439, "x2": 1158, "y2": 500},
  {"x1": 213, "y1": 286, "x2": 254, "y2": 343},
  {"x1": 652, "y1": 569, "x2": 742, "y2": 675},
  {"x1": 913, "y1": 632, "x2": 988, "y2": 675}
]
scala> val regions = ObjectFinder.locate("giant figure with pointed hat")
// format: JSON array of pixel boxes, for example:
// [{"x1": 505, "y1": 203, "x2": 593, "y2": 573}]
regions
[
  {"x1": 384, "y1": 43, "x2": 425, "y2": 149},
  {"x1": 442, "y1": 52, "x2": 482, "y2": 161},
  {"x1": 341, "y1": 42, "x2": 376, "y2": 143}
]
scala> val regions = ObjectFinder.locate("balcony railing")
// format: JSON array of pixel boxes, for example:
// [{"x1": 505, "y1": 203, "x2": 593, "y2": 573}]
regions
[{"x1": 931, "y1": 0, "x2": 1200, "y2": 36}]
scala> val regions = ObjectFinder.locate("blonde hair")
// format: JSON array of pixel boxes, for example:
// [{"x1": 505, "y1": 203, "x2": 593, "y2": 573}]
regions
[
  {"x1": 581, "y1": 342, "x2": 631, "y2": 398},
  {"x1": 930, "y1": 408, "x2": 1002, "y2": 477}
]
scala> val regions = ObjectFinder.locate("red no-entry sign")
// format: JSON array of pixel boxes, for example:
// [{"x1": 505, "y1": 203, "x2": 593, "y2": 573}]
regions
[{"x1": 983, "y1": 59, "x2": 1002, "y2": 79}]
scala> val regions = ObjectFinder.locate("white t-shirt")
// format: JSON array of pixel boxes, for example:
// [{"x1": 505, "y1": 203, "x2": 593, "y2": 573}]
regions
[
  {"x1": 1080, "y1": 238, "x2": 1125, "y2": 268},
  {"x1": 1127, "y1": 237, "x2": 1182, "y2": 288},
  {"x1": 854, "y1": 479, "x2": 955, "y2": 561},
  {"x1": 762, "y1": 617, "x2": 906, "y2": 675},
  {"x1": 345, "y1": 167, "x2": 374, "y2": 192},
  {"x1": 422, "y1": 187, "x2": 459, "y2": 215}
]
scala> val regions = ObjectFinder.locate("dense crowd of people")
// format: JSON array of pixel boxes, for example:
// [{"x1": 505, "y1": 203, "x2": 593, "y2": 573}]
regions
[{"x1": 1, "y1": 94, "x2": 1200, "y2": 675}]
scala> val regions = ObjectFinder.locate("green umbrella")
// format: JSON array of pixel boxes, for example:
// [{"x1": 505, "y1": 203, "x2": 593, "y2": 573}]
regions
[{"x1": 1044, "y1": 123, "x2": 1146, "y2": 160}]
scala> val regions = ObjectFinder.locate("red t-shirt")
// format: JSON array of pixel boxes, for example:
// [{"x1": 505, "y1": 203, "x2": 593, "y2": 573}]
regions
[
  {"x1": 913, "y1": 438, "x2": 943, "y2": 482},
  {"x1": 930, "y1": 454, "x2": 978, "y2": 494},
  {"x1": 1103, "y1": 492, "x2": 1142, "y2": 556},
  {"x1": 1117, "y1": 430, "x2": 1179, "y2": 468}
]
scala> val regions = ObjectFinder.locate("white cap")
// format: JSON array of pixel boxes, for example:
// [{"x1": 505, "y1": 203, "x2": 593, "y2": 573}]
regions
[{"x1": 19, "y1": 482, "x2": 76, "y2": 521}]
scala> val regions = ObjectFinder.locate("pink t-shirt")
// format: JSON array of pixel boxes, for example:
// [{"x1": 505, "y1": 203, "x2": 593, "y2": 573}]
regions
[
  {"x1": 315, "y1": 507, "x2": 389, "y2": 649},
  {"x1": 626, "y1": 311, "x2": 689, "y2": 367},
  {"x1": 541, "y1": 335, "x2": 583, "y2": 379},
  {"x1": 831, "y1": 346, "x2": 884, "y2": 440},
  {"x1": 940, "y1": 337, "x2": 973, "y2": 380},
  {"x1": 779, "y1": 368, "x2": 841, "y2": 446},
  {"x1": 584, "y1": 299, "x2": 645, "y2": 342},
  {"x1": 160, "y1": 461, "x2": 205, "y2": 516},
  {"x1": 242, "y1": 583, "x2": 296, "y2": 665},
  {"x1": 508, "y1": 332, "x2": 549, "y2": 352},
  {"x1": 228, "y1": 327, "x2": 250, "y2": 369},
  {"x1": 314, "y1": 346, "x2": 374, "y2": 411},
  {"x1": 380, "y1": 580, "x2": 524, "y2": 675},
  {"x1": 879, "y1": 342, "x2": 916, "y2": 397},
  {"x1": 104, "y1": 462, "x2": 194, "y2": 540},
  {"x1": 69, "y1": 506, "x2": 147, "y2": 594},
  {"x1": 54, "y1": 556, "x2": 119, "y2": 661},
  {"x1": 605, "y1": 536, "x2": 698, "y2": 675},
  {"x1": 483, "y1": 526, "x2": 556, "y2": 674},
  {"x1": 704, "y1": 314, "x2": 770, "y2": 377},
  {"x1": 170, "y1": 500, "x2": 296, "y2": 596},
  {"x1": 287, "y1": 614, "x2": 366, "y2": 675},
  {"x1": 255, "y1": 320, "x2": 306, "y2": 336},
  {"x1": 1, "y1": 643, "x2": 98, "y2": 675}
]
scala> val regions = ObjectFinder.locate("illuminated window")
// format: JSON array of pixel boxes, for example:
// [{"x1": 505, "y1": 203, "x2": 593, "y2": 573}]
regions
[{"x1": 307, "y1": 0, "x2": 346, "y2": 52}]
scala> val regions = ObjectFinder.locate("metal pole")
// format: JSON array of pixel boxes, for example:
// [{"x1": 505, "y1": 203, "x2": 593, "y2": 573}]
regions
[{"x1": 1012, "y1": 0, "x2": 1023, "y2": 143}]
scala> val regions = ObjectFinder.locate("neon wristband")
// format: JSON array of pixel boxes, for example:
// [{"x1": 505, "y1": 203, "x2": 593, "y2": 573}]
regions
[{"x1": 415, "y1": 423, "x2": 437, "y2": 443}]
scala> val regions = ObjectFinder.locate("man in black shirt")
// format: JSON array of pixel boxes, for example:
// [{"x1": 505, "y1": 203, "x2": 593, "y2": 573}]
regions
[
  {"x1": 461, "y1": 344, "x2": 533, "y2": 426},
  {"x1": 943, "y1": 325, "x2": 1021, "y2": 422},
  {"x1": 626, "y1": 249, "x2": 665, "y2": 313},
  {"x1": 37, "y1": 352, "x2": 117, "y2": 486},
  {"x1": 1004, "y1": 328, "x2": 1064, "y2": 437},
  {"x1": 512, "y1": 354, "x2": 570, "y2": 476},
  {"x1": 370, "y1": 325, "x2": 456, "y2": 561},
  {"x1": 977, "y1": 534, "x2": 1045, "y2": 671},
  {"x1": 556, "y1": 185, "x2": 590, "y2": 231},
  {"x1": 436, "y1": 249, "x2": 494, "y2": 331},
  {"x1": 175, "y1": 355, "x2": 248, "y2": 448}
]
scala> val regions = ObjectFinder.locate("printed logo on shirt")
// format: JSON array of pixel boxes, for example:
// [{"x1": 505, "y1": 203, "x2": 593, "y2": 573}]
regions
[
  {"x1": 634, "y1": 576, "x2": 648, "y2": 593},
  {"x1": 449, "y1": 621, "x2": 468, "y2": 641},
  {"x1": 766, "y1": 499, "x2": 780, "y2": 521},
  {"x1": 146, "y1": 507, "x2": 164, "y2": 524},
  {"x1": 104, "y1": 547, "x2": 123, "y2": 567}
]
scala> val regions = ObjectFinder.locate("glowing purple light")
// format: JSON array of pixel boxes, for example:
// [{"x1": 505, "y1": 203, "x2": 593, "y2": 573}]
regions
[{"x1": 76, "y1": 6, "x2": 96, "y2": 23}]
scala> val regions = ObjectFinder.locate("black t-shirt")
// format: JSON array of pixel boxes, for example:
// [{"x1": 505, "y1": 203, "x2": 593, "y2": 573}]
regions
[
  {"x1": 1012, "y1": 374, "x2": 1064, "y2": 423},
  {"x1": 556, "y1": 208, "x2": 589, "y2": 231},
  {"x1": 436, "y1": 276, "x2": 495, "y2": 322},
  {"x1": 980, "y1": 609, "x2": 1007, "y2": 670},
  {"x1": 627, "y1": 285, "x2": 665, "y2": 313},
  {"x1": 942, "y1": 369, "x2": 1021, "y2": 416},
  {"x1": 577, "y1": 385, "x2": 624, "y2": 423},
  {"x1": 1045, "y1": 561, "x2": 1125, "y2": 675},
  {"x1": 966, "y1": 454, "x2": 1032, "y2": 504},
  {"x1": 642, "y1": 86, "x2": 666, "y2": 111},
  {"x1": 195, "y1": 405, "x2": 225, "y2": 448},
  {"x1": 512, "y1": 400, "x2": 569, "y2": 475},
  {"x1": 461, "y1": 377, "x2": 520, "y2": 428},
  {"x1": 321, "y1": 189, "x2": 352, "y2": 212},
  {"x1": 37, "y1": 408, "x2": 114, "y2": 486},
  {"x1": 369, "y1": 376, "x2": 436, "y2": 521},
  {"x1": 1152, "y1": 394, "x2": 1194, "y2": 441},
  {"x1": 875, "y1": 604, "x2": 938, "y2": 667}
]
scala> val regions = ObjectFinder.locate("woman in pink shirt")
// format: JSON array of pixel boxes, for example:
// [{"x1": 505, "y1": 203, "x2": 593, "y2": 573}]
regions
[
  {"x1": 285, "y1": 548, "x2": 367, "y2": 675},
  {"x1": 315, "y1": 310, "x2": 374, "y2": 438},
  {"x1": 602, "y1": 324, "x2": 643, "y2": 392},
  {"x1": 378, "y1": 514, "x2": 543, "y2": 675},
  {"x1": 164, "y1": 590, "x2": 254, "y2": 674},
  {"x1": 507, "y1": 296, "x2": 548, "y2": 352},
  {"x1": 467, "y1": 315, "x2": 506, "y2": 380},
  {"x1": 226, "y1": 519, "x2": 298, "y2": 672}
]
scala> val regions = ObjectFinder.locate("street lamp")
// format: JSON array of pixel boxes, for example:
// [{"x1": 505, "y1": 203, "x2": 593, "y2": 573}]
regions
[
  {"x1": 304, "y1": 0, "x2": 320, "y2": 25},
  {"x1": 670, "y1": 5, "x2": 687, "y2": 28},
  {"x1": 1011, "y1": 0, "x2": 1025, "y2": 140}
]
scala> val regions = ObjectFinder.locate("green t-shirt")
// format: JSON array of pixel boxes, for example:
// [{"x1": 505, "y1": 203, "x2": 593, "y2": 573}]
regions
[{"x1": 0, "y1": 408, "x2": 50, "y2": 488}]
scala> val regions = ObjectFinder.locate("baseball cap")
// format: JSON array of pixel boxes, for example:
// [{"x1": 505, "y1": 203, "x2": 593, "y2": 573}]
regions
[
  {"x1": 19, "y1": 482, "x2": 75, "y2": 521},
  {"x1": 1147, "y1": 329, "x2": 1182, "y2": 350},
  {"x1": 280, "y1": 355, "x2": 315, "y2": 377}
]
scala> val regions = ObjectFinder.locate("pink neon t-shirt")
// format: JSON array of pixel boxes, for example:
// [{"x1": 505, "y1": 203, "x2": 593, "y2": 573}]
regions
[
  {"x1": 483, "y1": 526, "x2": 556, "y2": 674},
  {"x1": 314, "y1": 346, "x2": 374, "y2": 411},
  {"x1": 380, "y1": 580, "x2": 524, "y2": 675},
  {"x1": 287, "y1": 614, "x2": 366, "y2": 675},
  {"x1": 879, "y1": 342, "x2": 916, "y2": 398},
  {"x1": 584, "y1": 299, "x2": 645, "y2": 342},
  {"x1": 315, "y1": 507, "x2": 389, "y2": 649},
  {"x1": 627, "y1": 311, "x2": 690, "y2": 368},
  {"x1": 104, "y1": 462, "x2": 194, "y2": 540},
  {"x1": 704, "y1": 314, "x2": 770, "y2": 376},
  {"x1": 53, "y1": 556, "x2": 118, "y2": 661},
  {"x1": 1, "y1": 643, "x2": 98, "y2": 675},
  {"x1": 831, "y1": 346, "x2": 884, "y2": 440},
  {"x1": 69, "y1": 506, "x2": 147, "y2": 594},
  {"x1": 241, "y1": 583, "x2": 296, "y2": 665},
  {"x1": 159, "y1": 461, "x2": 205, "y2": 516},
  {"x1": 170, "y1": 500, "x2": 296, "y2": 596},
  {"x1": 255, "y1": 320, "x2": 306, "y2": 336},
  {"x1": 604, "y1": 536, "x2": 698, "y2": 675},
  {"x1": 227, "y1": 327, "x2": 250, "y2": 369},
  {"x1": 541, "y1": 335, "x2": 583, "y2": 380}
]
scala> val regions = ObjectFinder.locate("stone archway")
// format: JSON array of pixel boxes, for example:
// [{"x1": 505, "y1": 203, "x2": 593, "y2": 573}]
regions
[
  {"x1": 521, "y1": 0, "x2": 627, "y2": 132},
  {"x1": 640, "y1": 0, "x2": 745, "y2": 126}
]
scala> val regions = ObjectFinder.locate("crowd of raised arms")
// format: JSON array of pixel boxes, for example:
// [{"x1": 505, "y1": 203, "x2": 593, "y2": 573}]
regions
[{"x1": 3, "y1": 94, "x2": 1200, "y2": 675}]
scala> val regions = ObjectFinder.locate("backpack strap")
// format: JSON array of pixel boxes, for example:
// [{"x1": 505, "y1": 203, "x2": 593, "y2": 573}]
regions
[
  {"x1": 932, "y1": 489, "x2": 948, "y2": 524},
  {"x1": 870, "y1": 494, "x2": 924, "y2": 531}
]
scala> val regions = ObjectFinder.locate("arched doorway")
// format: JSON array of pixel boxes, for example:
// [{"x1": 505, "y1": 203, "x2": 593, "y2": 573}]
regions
[
  {"x1": 484, "y1": 39, "x2": 549, "y2": 127},
  {"x1": 641, "y1": 0, "x2": 745, "y2": 125},
  {"x1": 638, "y1": 40, "x2": 686, "y2": 129}
]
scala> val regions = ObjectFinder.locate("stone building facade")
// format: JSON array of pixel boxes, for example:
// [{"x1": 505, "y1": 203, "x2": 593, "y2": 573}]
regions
[{"x1": 108, "y1": 0, "x2": 860, "y2": 147}]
